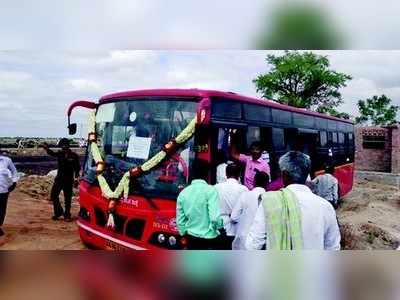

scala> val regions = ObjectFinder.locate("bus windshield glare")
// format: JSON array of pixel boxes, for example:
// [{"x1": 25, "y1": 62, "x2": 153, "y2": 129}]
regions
[{"x1": 84, "y1": 99, "x2": 197, "y2": 198}]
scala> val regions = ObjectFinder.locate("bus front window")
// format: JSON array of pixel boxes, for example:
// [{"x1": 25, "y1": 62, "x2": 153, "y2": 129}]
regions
[{"x1": 88, "y1": 99, "x2": 197, "y2": 198}]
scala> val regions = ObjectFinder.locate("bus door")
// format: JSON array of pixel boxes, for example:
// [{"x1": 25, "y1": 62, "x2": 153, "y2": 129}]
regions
[
  {"x1": 297, "y1": 129, "x2": 319, "y2": 176},
  {"x1": 210, "y1": 121, "x2": 247, "y2": 184}
]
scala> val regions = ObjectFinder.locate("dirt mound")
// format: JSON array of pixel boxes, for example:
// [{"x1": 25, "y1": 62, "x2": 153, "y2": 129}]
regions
[
  {"x1": 337, "y1": 179, "x2": 400, "y2": 250},
  {"x1": 0, "y1": 175, "x2": 84, "y2": 250},
  {"x1": 18, "y1": 175, "x2": 54, "y2": 200}
]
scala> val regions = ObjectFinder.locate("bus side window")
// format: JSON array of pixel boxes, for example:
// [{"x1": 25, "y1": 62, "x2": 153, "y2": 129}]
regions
[
  {"x1": 272, "y1": 128, "x2": 285, "y2": 151},
  {"x1": 284, "y1": 128, "x2": 298, "y2": 151},
  {"x1": 332, "y1": 132, "x2": 338, "y2": 146},
  {"x1": 320, "y1": 131, "x2": 327, "y2": 147},
  {"x1": 246, "y1": 126, "x2": 261, "y2": 147},
  {"x1": 327, "y1": 131, "x2": 333, "y2": 146},
  {"x1": 338, "y1": 132, "x2": 345, "y2": 145}
]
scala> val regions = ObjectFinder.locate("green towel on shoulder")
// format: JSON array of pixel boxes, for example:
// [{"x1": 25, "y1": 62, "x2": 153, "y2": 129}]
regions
[{"x1": 261, "y1": 188, "x2": 303, "y2": 250}]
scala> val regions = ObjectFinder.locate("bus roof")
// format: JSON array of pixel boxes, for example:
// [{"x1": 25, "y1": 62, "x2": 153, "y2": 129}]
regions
[{"x1": 99, "y1": 88, "x2": 353, "y2": 124}]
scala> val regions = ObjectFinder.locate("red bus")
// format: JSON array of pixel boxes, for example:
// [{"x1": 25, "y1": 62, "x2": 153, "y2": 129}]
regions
[{"x1": 67, "y1": 89, "x2": 355, "y2": 250}]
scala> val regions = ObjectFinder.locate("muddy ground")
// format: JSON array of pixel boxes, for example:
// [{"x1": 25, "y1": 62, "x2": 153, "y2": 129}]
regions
[
  {"x1": 338, "y1": 179, "x2": 400, "y2": 250},
  {"x1": 0, "y1": 173, "x2": 399, "y2": 250},
  {"x1": 0, "y1": 175, "x2": 86, "y2": 250}
]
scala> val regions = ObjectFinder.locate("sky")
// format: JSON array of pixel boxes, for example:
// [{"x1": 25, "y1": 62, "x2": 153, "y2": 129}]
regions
[
  {"x1": 0, "y1": 50, "x2": 399, "y2": 137},
  {"x1": 1, "y1": 0, "x2": 400, "y2": 49}
]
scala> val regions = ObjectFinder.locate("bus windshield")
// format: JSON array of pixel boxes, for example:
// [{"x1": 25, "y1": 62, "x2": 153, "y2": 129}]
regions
[{"x1": 85, "y1": 99, "x2": 197, "y2": 198}]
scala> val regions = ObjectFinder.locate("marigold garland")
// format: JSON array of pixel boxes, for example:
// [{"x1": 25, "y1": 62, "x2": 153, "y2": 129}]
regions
[{"x1": 88, "y1": 111, "x2": 197, "y2": 202}]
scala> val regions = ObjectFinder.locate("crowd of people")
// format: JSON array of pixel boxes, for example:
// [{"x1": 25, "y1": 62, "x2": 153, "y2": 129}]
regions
[
  {"x1": 0, "y1": 135, "x2": 340, "y2": 250},
  {"x1": 176, "y1": 139, "x2": 341, "y2": 250}
]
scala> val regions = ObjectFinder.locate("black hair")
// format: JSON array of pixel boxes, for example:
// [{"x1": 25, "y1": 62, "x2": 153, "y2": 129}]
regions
[
  {"x1": 250, "y1": 141, "x2": 263, "y2": 150},
  {"x1": 254, "y1": 171, "x2": 270, "y2": 188},
  {"x1": 226, "y1": 162, "x2": 241, "y2": 179},
  {"x1": 216, "y1": 149, "x2": 227, "y2": 165},
  {"x1": 325, "y1": 164, "x2": 335, "y2": 175},
  {"x1": 58, "y1": 138, "x2": 70, "y2": 148},
  {"x1": 192, "y1": 159, "x2": 209, "y2": 181}
]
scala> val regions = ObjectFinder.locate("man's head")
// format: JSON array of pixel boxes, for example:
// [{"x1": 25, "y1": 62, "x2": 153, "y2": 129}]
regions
[
  {"x1": 324, "y1": 164, "x2": 335, "y2": 175},
  {"x1": 254, "y1": 171, "x2": 269, "y2": 188},
  {"x1": 192, "y1": 159, "x2": 209, "y2": 181},
  {"x1": 58, "y1": 138, "x2": 71, "y2": 152},
  {"x1": 225, "y1": 162, "x2": 241, "y2": 180},
  {"x1": 0, "y1": 149, "x2": 10, "y2": 157},
  {"x1": 279, "y1": 151, "x2": 311, "y2": 187},
  {"x1": 249, "y1": 141, "x2": 263, "y2": 161},
  {"x1": 216, "y1": 149, "x2": 227, "y2": 165}
]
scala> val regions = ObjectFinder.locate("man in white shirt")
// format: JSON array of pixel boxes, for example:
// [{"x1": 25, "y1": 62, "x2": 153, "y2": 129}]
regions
[
  {"x1": 312, "y1": 164, "x2": 339, "y2": 209},
  {"x1": 0, "y1": 152, "x2": 19, "y2": 236},
  {"x1": 231, "y1": 171, "x2": 270, "y2": 250},
  {"x1": 216, "y1": 149, "x2": 231, "y2": 184},
  {"x1": 215, "y1": 163, "x2": 248, "y2": 249},
  {"x1": 246, "y1": 151, "x2": 341, "y2": 250}
]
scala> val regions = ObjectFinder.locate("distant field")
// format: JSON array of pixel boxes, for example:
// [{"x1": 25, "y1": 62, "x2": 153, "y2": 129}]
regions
[
  {"x1": 0, "y1": 137, "x2": 84, "y2": 149},
  {"x1": 2, "y1": 147, "x2": 86, "y2": 175}
]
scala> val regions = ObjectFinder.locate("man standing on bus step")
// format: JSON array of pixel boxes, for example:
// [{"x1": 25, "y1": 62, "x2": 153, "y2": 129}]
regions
[
  {"x1": 229, "y1": 132, "x2": 270, "y2": 190},
  {"x1": 176, "y1": 160, "x2": 223, "y2": 250},
  {"x1": 42, "y1": 138, "x2": 80, "y2": 222},
  {"x1": 0, "y1": 152, "x2": 19, "y2": 236},
  {"x1": 215, "y1": 163, "x2": 248, "y2": 249},
  {"x1": 246, "y1": 151, "x2": 340, "y2": 250}
]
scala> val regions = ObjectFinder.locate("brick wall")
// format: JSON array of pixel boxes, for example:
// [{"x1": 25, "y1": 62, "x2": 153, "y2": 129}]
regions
[
  {"x1": 355, "y1": 127, "x2": 391, "y2": 172},
  {"x1": 391, "y1": 126, "x2": 400, "y2": 174}
]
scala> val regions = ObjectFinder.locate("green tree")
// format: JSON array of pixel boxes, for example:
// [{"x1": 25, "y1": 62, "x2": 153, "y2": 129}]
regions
[
  {"x1": 326, "y1": 108, "x2": 351, "y2": 120},
  {"x1": 355, "y1": 95, "x2": 399, "y2": 126},
  {"x1": 253, "y1": 51, "x2": 352, "y2": 116}
]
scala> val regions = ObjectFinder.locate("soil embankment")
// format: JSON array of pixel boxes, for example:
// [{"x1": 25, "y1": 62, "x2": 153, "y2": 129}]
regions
[
  {"x1": 0, "y1": 175, "x2": 85, "y2": 250},
  {"x1": 337, "y1": 179, "x2": 400, "y2": 249}
]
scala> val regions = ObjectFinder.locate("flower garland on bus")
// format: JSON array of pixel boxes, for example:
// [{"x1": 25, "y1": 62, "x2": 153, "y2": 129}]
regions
[{"x1": 87, "y1": 111, "x2": 197, "y2": 229}]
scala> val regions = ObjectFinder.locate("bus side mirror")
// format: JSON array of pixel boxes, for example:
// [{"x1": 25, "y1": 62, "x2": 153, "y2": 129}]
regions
[{"x1": 68, "y1": 123, "x2": 77, "y2": 135}]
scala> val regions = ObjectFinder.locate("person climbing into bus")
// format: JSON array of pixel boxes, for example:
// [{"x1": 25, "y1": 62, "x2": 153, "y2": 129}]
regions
[
  {"x1": 229, "y1": 130, "x2": 270, "y2": 190},
  {"x1": 176, "y1": 160, "x2": 223, "y2": 250},
  {"x1": 215, "y1": 162, "x2": 248, "y2": 249},
  {"x1": 246, "y1": 151, "x2": 340, "y2": 250},
  {"x1": 231, "y1": 171, "x2": 269, "y2": 250},
  {"x1": 216, "y1": 149, "x2": 228, "y2": 183},
  {"x1": 312, "y1": 164, "x2": 339, "y2": 209},
  {"x1": 42, "y1": 138, "x2": 80, "y2": 222},
  {"x1": 0, "y1": 152, "x2": 18, "y2": 236}
]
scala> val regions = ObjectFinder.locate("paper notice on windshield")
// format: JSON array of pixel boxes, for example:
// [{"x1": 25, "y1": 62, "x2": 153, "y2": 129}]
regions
[
  {"x1": 127, "y1": 136, "x2": 152, "y2": 159},
  {"x1": 96, "y1": 103, "x2": 116, "y2": 123}
]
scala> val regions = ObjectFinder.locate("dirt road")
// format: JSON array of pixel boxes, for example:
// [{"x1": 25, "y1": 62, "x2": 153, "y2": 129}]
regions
[
  {"x1": 0, "y1": 175, "x2": 85, "y2": 250},
  {"x1": 0, "y1": 174, "x2": 399, "y2": 250}
]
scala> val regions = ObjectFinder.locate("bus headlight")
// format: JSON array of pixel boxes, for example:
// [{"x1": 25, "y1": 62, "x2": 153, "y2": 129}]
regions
[
  {"x1": 168, "y1": 236, "x2": 177, "y2": 246},
  {"x1": 157, "y1": 234, "x2": 166, "y2": 244}
]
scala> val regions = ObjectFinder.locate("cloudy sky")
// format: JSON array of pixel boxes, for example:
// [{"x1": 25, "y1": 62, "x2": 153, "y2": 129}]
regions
[
  {"x1": 1, "y1": 0, "x2": 400, "y2": 49},
  {"x1": 0, "y1": 50, "x2": 399, "y2": 137}
]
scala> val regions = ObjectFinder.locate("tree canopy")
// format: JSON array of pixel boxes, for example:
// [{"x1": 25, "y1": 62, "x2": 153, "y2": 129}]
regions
[
  {"x1": 355, "y1": 95, "x2": 399, "y2": 126},
  {"x1": 253, "y1": 51, "x2": 352, "y2": 117}
]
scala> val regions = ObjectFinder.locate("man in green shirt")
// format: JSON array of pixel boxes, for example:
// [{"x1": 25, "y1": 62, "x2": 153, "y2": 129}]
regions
[{"x1": 176, "y1": 160, "x2": 223, "y2": 250}]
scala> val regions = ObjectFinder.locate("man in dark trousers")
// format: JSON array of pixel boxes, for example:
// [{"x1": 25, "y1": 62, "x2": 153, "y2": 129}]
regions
[{"x1": 42, "y1": 138, "x2": 80, "y2": 221}]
